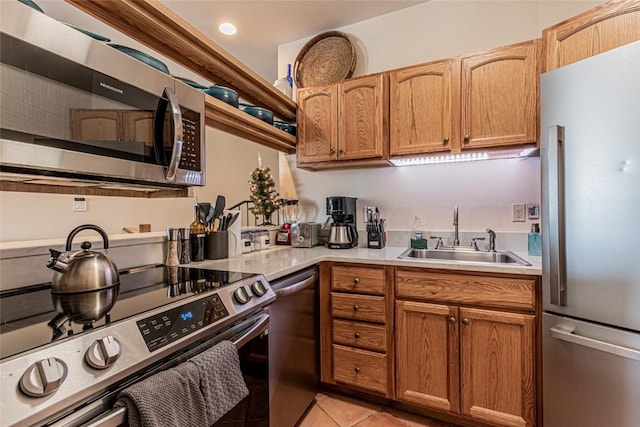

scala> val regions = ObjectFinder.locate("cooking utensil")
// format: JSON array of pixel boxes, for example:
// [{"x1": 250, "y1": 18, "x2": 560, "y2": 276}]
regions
[
  {"x1": 174, "y1": 76, "x2": 208, "y2": 90},
  {"x1": 107, "y1": 44, "x2": 170, "y2": 74},
  {"x1": 274, "y1": 120, "x2": 297, "y2": 136},
  {"x1": 46, "y1": 224, "x2": 120, "y2": 324},
  {"x1": 203, "y1": 85, "x2": 239, "y2": 107},
  {"x1": 213, "y1": 195, "x2": 226, "y2": 220},
  {"x1": 239, "y1": 103, "x2": 274, "y2": 125}
]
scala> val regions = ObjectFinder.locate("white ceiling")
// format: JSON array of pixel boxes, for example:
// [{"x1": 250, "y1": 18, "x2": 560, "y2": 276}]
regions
[{"x1": 160, "y1": 1, "x2": 427, "y2": 80}]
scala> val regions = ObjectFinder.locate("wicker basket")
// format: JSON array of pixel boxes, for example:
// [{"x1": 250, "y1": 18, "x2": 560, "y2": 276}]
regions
[{"x1": 293, "y1": 31, "x2": 357, "y2": 88}]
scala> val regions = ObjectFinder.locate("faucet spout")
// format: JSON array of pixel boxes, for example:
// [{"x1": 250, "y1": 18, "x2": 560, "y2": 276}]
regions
[{"x1": 453, "y1": 206, "x2": 460, "y2": 246}]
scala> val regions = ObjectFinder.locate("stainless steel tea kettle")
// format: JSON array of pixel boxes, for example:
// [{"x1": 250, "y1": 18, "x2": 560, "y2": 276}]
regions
[{"x1": 46, "y1": 225, "x2": 120, "y2": 323}]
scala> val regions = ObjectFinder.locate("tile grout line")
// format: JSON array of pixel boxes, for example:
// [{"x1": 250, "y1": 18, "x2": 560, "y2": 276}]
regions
[{"x1": 315, "y1": 402, "x2": 342, "y2": 427}]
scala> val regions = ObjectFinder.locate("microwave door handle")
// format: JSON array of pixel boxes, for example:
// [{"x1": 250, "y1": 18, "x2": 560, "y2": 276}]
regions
[
  {"x1": 163, "y1": 87, "x2": 184, "y2": 181},
  {"x1": 547, "y1": 125, "x2": 566, "y2": 306}
]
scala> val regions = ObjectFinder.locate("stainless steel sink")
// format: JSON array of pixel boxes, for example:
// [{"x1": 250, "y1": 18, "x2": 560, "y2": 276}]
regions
[{"x1": 398, "y1": 248, "x2": 531, "y2": 266}]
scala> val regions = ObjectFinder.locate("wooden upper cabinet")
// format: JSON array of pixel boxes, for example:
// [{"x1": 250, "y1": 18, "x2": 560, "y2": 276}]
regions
[
  {"x1": 297, "y1": 74, "x2": 388, "y2": 167},
  {"x1": 543, "y1": 1, "x2": 640, "y2": 72},
  {"x1": 461, "y1": 40, "x2": 539, "y2": 150},
  {"x1": 459, "y1": 308, "x2": 535, "y2": 427},
  {"x1": 297, "y1": 85, "x2": 338, "y2": 164},
  {"x1": 339, "y1": 74, "x2": 388, "y2": 161},
  {"x1": 390, "y1": 59, "x2": 461, "y2": 155}
]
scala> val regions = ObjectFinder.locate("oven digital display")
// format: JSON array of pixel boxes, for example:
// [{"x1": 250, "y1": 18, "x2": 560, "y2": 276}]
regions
[{"x1": 136, "y1": 294, "x2": 229, "y2": 352}]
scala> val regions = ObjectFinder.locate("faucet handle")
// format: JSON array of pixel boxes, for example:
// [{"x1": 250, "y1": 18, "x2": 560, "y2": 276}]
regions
[
  {"x1": 429, "y1": 236, "x2": 444, "y2": 249},
  {"x1": 470, "y1": 237, "x2": 485, "y2": 251},
  {"x1": 485, "y1": 228, "x2": 496, "y2": 252}
]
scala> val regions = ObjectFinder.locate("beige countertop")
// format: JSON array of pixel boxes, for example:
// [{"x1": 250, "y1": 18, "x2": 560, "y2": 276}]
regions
[{"x1": 189, "y1": 245, "x2": 542, "y2": 281}]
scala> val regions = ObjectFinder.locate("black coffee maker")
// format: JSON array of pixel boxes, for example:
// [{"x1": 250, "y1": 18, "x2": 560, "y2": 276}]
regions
[{"x1": 325, "y1": 196, "x2": 358, "y2": 249}]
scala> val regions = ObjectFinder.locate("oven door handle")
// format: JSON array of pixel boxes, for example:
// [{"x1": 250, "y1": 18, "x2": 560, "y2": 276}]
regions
[{"x1": 233, "y1": 313, "x2": 269, "y2": 349}]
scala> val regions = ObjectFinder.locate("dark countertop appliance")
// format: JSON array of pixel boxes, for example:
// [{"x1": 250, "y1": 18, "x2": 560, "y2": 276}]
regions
[
  {"x1": 326, "y1": 196, "x2": 358, "y2": 249},
  {"x1": 0, "y1": 264, "x2": 275, "y2": 427}
]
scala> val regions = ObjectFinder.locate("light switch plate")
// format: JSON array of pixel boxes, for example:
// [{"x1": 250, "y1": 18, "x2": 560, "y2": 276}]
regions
[{"x1": 512, "y1": 203, "x2": 526, "y2": 222}]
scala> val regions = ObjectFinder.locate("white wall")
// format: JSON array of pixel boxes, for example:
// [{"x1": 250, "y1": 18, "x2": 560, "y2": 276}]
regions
[{"x1": 277, "y1": 0, "x2": 602, "y2": 237}]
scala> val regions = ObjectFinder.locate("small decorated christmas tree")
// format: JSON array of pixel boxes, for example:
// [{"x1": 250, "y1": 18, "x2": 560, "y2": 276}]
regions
[{"x1": 249, "y1": 154, "x2": 280, "y2": 225}]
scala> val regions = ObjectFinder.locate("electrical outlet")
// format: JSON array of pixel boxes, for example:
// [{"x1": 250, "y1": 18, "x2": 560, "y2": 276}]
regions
[
  {"x1": 512, "y1": 203, "x2": 526, "y2": 222},
  {"x1": 73, "y1": 197, "x2": 87, "y2": 212}
]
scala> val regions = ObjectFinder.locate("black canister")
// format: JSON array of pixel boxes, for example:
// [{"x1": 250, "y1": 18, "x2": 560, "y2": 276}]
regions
[{"x1": 191, "y1": 233, "x2": 206, "y2": 262}]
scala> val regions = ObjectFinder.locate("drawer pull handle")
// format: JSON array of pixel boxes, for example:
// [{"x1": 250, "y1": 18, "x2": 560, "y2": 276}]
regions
[
  {"x1": 353, "y1": 278, "x2": 360, "y2": 284},
  {"x1": 448, "y1": 317, "x2": 456, "y2": 324},
  {"x1": 354, "y1": 332, "x2": 360, "y2": 339},
  {"x1": 353, "y1": 305, "x2": 359, "y2": 311},
  {"x1": 354, "y1": 367, "x2": 360, "y2": 374},
  {"x1": 462, "y1": 318, "x2": 470, "y2": 325}
]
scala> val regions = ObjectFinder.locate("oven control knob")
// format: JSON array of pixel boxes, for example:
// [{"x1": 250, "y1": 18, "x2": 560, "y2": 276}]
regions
[
  {"x1": 19, "y1": 357, "x2": 68, "y2": 397},
  {"x1": 234, "y1": 287, "x2": 252, "y2": 305},
  {"x1": 251, "y1": 281, "x2": 267, "y2": 297},
  {"x1": 85, "y1": 336, "x2": 122, "y2": 369}
]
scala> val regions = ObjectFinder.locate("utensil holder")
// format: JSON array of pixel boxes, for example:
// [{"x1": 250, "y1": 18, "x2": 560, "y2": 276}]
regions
[{"x1": 205, "y1": 231, "x2": 229, "y2": 260}]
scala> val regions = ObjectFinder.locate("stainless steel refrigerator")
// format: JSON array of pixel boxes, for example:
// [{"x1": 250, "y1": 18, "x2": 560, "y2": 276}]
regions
[{"x1": 541, "y1": 40, "x2": 640, "y2": 427}]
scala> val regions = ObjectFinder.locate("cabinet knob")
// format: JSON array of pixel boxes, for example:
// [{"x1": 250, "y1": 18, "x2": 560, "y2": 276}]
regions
[
  {"x1": 462, "y1": 318, "x2": 470, "y2": 325},
  {"x1": 354, "y1": 332, "x2": 360, "y2": 339},
  {"x1": 330, "y1": 148, "x2": 336, "y2": 155},
  {"x1": 448, "y1": 317, "x2": 456, "y2": 324},
  {"x1": 353, "y1": 277, "x2": 360, "y2": 284},
  {"x1": 463, "y1": 134, "x2": 470, "y2": 143},
  {"x1": 353, "y1": 304, "x2": 359, "y2": 311},
  {"x1": 443, "y1": 137, "x2": 449, "y2": 146},
  {"x1": 354, "y1": 367, "x2": 361, "y2": 374}
]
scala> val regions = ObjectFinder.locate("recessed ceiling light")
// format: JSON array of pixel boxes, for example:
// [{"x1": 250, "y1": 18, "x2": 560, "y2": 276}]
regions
[{"x1": 219, "y1": 23, "x2": 237, "y2": 36}]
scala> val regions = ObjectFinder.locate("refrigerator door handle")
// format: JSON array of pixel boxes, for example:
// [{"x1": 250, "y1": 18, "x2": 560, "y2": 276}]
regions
[
  {"x1": 546, "y1": 125, "x2": 566, "y2": 306},
  {"x1": 550, "y1": 326, "x2": 640, "y2": 361}
]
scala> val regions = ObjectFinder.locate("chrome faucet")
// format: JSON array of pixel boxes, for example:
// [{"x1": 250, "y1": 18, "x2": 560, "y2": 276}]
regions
[
  {"x1": 453, "y1": 206, "x2": 460, "y2": 246},
  {"x1": 486, "y1": 228, "x2": 496, "y2": 252}
]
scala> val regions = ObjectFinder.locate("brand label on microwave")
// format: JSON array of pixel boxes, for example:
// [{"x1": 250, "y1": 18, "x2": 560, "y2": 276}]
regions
[{"x1": 99, "y1": 82, "x2": 123, "y2": 94}]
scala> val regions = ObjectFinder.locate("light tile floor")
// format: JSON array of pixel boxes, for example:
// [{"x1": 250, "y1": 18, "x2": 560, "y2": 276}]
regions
[{"x1": 298, "y1": 392, "x2": 455, "y2": 427}]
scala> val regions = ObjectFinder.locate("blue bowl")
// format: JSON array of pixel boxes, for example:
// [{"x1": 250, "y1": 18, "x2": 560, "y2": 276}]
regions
[
  {"x1": 240, "y1": 103, "x2": 273, "y2": 125},
  {"x1": 108, "y1": 44, "x2": 169, "y2": 74},
  {"x1": 203, "y1": 85, "x2": 239, "y2": 108}
]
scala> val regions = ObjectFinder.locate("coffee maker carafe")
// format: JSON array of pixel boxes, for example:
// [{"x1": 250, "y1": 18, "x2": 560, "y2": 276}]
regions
[{"x1": 326, "y1": 196, "x2": 358, "y2": 249}]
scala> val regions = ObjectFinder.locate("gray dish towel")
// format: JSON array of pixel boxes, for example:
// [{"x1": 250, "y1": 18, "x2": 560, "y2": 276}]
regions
[
  {"x1": 189, "y1": 340, "x2": 249, "y2": 425},
  {"x1": 115, "y1": 361, "x2": 208, "y2": 427}
]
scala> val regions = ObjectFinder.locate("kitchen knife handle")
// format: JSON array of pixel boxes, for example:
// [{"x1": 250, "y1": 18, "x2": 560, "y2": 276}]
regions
[{"x1": 546, "y1": 125, "x2": 566, "y2": 306}]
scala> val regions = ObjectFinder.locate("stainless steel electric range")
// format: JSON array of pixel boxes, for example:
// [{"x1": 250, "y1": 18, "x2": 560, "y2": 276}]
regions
[{"x1": 0, "y1": 264, "x2": 275, "y2": 427}]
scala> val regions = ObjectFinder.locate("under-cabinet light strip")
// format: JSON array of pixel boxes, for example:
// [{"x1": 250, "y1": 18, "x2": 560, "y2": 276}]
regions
[{"x1": 389, "y1": 147, "x2": 537, "y2": 166}]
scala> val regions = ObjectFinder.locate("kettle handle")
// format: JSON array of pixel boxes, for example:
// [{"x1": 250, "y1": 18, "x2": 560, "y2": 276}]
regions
[{"x1": 65, "y1": 224, "x2": 109, "y2": 251}]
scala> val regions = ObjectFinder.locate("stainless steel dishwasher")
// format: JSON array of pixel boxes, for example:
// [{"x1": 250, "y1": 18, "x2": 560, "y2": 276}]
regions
[{"x1": 268, "y1": 266, "x2": 319, "y2": 427}]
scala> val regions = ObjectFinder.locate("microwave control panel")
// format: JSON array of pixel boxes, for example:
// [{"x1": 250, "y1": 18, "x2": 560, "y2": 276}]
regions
[{"x1": 179, "y1": 113, "x2": 201, "y2": 171}]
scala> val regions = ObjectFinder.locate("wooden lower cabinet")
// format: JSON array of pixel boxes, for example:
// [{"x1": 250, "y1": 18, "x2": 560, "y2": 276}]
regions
[
  {"x1": 333, "y1": 344, "x2": 388, "y2": 394},
  {"x1": 396, "y1": 299, "x2": 536, "y2": 427}
]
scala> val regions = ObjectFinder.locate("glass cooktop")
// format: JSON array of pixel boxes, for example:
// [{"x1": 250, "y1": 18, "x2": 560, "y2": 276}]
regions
[{"x1": 0, "y1": 264, "x2": 255, "y2": 360}]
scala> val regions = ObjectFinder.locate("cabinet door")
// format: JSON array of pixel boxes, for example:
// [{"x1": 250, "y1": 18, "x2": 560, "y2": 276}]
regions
[
  {"x1": 461, "y1": 40, "x2": 538, "y2": 150},
  {"x1": 297, "y1": 85, "x2": 338, "y2": 164},
  {"x1": 339, "y1": 74, "x2": 388, "y2": 160},
  {"x1": 122, "y1": 110, "x2": 155, "y2": 147},
  {"x1": 460, "y1": 308, "x2": 535, "y2": 427},
  {"x1": 543, "y1": 1, "x2": 640, "y2": 72},
  {"x1": 69, "y1": 109, "x2": 120, "y2": 141},
  {"x1": 390, "y1": 59, "x2": 460, "y2": 155},
  {"x1": 396, "y1": 300, "x2": 459, "y2": 413}
]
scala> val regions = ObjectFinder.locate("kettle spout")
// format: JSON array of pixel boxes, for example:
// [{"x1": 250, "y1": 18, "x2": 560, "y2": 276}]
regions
[{"x1": 46, "y1": 249, "x2": 67, "y2": 272}]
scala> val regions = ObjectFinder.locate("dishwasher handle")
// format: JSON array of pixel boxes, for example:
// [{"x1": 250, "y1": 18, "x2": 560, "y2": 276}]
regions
[
  {"x1": 550, "y1": 326, "x2": 640, "y2": 361},
  {"x1": 274, "y1": 274, "x2": 317, "y2": 298}
]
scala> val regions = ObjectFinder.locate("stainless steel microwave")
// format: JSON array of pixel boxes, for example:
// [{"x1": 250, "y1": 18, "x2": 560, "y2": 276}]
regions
[{"x1": 0, "y1": 2, "x2": 205, "y2": 188}]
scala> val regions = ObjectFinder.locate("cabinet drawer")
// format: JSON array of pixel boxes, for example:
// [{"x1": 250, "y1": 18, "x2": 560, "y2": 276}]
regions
[
  {"x1": 396, "y1": 269, "x2": 536, "y2": 311},
  {"x1": 333, "y1": 344, "x2": 388, "y2": 394},
  {"x1": 332, "y1": 319, "x2": 387, "y2": 352},
  {"x1": 332, "y1": 265, "x2": 386, "y2": 295},
  {"x1": 331, "y1": 293, "x2": 386, "y2": 323}
]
